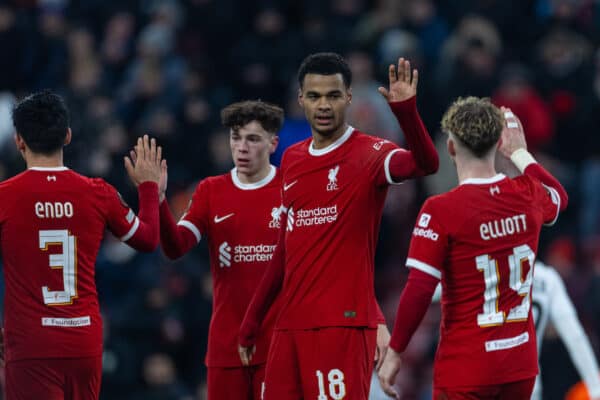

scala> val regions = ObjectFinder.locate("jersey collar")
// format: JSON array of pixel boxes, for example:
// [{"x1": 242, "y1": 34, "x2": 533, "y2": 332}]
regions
[
  {"x1": 28, "y1": 166, "x2": 69, "y2": 171},
  {"x1": 460, "y1": 173, "x2": 506, "y2": 185},
  {"x1": 231, "y1": 165, "x2": 276, "y2": 190},
  {"x1": 308, "y1": 125, "x2": 354, "y2": 156}
]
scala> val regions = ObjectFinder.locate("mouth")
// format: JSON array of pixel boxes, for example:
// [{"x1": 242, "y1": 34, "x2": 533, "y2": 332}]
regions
[
  {"x1": 237, "y1": 158, "x2": 250, "y2": 167},
  {"x1": 315, "y1": 115, "x2": 334, "y2": 125}
]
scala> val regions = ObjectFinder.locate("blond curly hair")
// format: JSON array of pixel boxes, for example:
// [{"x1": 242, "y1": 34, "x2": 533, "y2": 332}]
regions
[{"x1": 441, "y1": 97, "x2": 503, "y2": 157}]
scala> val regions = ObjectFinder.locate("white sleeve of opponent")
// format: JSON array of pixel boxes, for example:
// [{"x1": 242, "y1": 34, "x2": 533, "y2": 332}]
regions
[
  {"x1": 431, "y1": 283, "x2": 442, "y2": 304},
  {"x1": 550, "y1": 271, "x2": 600, "y2": 398}
]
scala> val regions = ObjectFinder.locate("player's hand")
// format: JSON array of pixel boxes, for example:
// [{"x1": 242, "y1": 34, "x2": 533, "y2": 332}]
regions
[
  {"x1": 375, "y1": 323, "x2": 391, "y2": 372},
  {"x1": 124, "y1": 135, "x2": 164, "y2": 187},
  {"x1": 498, "y1": 107, "x2": 527, "y2": 158},
  {"x1": 378, "y1": 57, "x2": 418, "y2": 103},
  {"x1": 127, "y1": 147, "x2": 169, "y2": 201},
  {"x1": 378, "y1": 347, "x2": 402, "y2": 399},
  {"x1": 238, "y1": 344, "x2": 256, "y2": 366}
]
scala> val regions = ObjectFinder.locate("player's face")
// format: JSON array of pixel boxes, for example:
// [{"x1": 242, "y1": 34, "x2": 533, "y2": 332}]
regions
[
  {"x1": 230, "y1": 121, "x2": 277, "y2": 178},
  {"x1": 298, "y1": 73, "x2": 351, "y2": 137}
]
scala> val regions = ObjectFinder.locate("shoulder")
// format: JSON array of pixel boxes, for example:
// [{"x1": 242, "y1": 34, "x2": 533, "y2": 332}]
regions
[
  {"x1": 0, "y1": 171, "x2": 26, "y2": 191},
  {"x1": 511, "y1": 174, "x2": 539, "y2": 194},
  {"x1": 350, "y1": 130, "x2": 397, "y2": 152},
  {"x1": 282, "y1": 138, "x2": 311, "y2": 159}
]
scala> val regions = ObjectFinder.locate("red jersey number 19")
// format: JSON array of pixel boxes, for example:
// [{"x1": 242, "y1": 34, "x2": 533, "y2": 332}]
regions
[
  {"x1": 476, "y1": 244, "x2": 535, "y2": 327},
  {"x1": 39, "y1": 229, "x2": 78, "y2": 306}
]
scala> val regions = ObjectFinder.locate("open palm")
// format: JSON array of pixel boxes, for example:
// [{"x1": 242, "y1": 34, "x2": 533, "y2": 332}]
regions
[{"x1": 378, "y1": 57, "x2": 419, "y2": 103}]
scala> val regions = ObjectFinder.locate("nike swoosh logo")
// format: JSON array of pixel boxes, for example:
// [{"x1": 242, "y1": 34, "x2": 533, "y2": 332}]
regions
[
  {"x1": 214, "y1": 213, "x2": 235, "y2": 223},
  {"x1": 283, "y1": 180, "x2": 298, "y2": 191}
]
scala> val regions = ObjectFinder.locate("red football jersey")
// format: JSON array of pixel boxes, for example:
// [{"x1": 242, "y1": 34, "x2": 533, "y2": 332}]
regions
[
  {"x1": 178, "y1": 166, "x2": 282, "y2": 367},
  {"x1": 0, "y1": 167, "x2": 141, "y2": 362},
  {"x1": 276, "y1": 126, "x2": 401, "y2": 330},
  {"x1": 406, "y1": 173, "x2": 560, "y2": 387}
]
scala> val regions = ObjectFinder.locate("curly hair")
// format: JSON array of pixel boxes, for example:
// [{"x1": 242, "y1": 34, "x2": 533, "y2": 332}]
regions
[
  {"x1": 12, "y1": 90, "x2": 70, "y2": 155},
  {"x1": 221, "y1": 100, "x2": 284, "y2": 135},
  {"x1": 297, "y1": 52, "x2": 352, "y2": 88},
  {"x1": 441, "y1": 97, "x2": 503, "y2": 158}
]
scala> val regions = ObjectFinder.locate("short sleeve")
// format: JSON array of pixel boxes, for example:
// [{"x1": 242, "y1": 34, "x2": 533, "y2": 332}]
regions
[
  {"x1": 406, "y1": 199, "x2": 448, "y2": 280},
  {"x1": 531, "y1": 178, "x2": 561, "y2": 226},
  {"x1": 177, "y1": 179, "x2": 210, "y2": 243},
  {"x1": 365, "y1": 138, "x2": 403, "y2": 187},
  {"x1": 102, "y1": 181, "x2": 140, "y2": 241}
]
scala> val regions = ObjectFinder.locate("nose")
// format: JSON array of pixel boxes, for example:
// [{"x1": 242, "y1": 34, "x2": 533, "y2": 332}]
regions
[
  {"x1": 317, "y1": 97, "x2": 331, "y2": 111},
  {"x1": 238, "y1": 139, "x2": 249, "y2": 152}
]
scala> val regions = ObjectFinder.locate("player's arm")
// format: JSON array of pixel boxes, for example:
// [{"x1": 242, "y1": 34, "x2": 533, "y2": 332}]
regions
[
  {"x1": 378, "y1": 202, "x2": 447, "y2": 398},
  {"x1": 113, "y1": 135, "x2": 162, "y2": 252},
  {"x1": 127, "y1": 142, "x2": 203, "y2": 259},
  {"x1": 238, "y1": 213, "x2": 286, "y2": 365},
  {"x1": 378, "y1": 58, "x2": 439, "y2": 181},
  {"x1": 547, "y1": 267, "x2": 600, "y2": 399},
  {"x1": 499, "y1": 108, "x2": 568, "y2": 221},
  {"x1": 159, "y1": 200, "x2": 200, "y2": 259}
]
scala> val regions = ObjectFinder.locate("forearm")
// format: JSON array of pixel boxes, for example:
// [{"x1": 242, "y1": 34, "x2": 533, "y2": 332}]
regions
[
  {"x1": 389, "y1": 269, "x2": 439, "y2": 353},
  {"x1": 126, "y1": 181, "x2": 160, "y2": 252},
  {"x1": 239, "y1": 227, "x2": 286, "y2": 347},
  {"x1": 159, "y1": 200, "x2": 198, "y2": 259},
  {"x1": 388, "y1": 97, "x2": 439, "y2": 177}
]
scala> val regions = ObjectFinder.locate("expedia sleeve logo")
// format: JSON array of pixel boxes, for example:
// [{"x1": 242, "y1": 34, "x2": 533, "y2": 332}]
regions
[{"x1": 413, "y1": 213, "x2": 439, "y2": 241}]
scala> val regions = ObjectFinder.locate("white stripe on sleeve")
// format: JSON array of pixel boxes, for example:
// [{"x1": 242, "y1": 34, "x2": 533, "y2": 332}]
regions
[
  {"x1": 177, "y1": 220, "x2": 201, "y2": 243},
  {"x1": 406, "y1": 257, "x2": 442, "y2": 279},
  {"x1": 384, "y1": 149, "x2": 405, "y2": 185},
  {"x1": 120, "y1": 217, "x2": 140, "y2": 242}
]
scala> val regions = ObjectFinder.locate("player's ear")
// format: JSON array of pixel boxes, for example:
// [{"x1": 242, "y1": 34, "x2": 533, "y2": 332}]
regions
[
  {"x1": 447, "y1": 136, "x2": 456, "y2": 159},
  {"x1": 347, "y1": 87, "x2": 352, "y2": 104},
  {"x1": 14, "y1": 133, "x2": 25, "y2": 152},
  {"x1": 269, "y1": 134, "x2": 279, "y2": 154},
  {"x1": 297, "y1": 87, "x2": 304, "y2": 108},
  {"x1": 496, "y1": 136, "x2": 503, "y2": 149},
  {"x1": 64, "y1": 128, "x2": 72, "y2": 146}
]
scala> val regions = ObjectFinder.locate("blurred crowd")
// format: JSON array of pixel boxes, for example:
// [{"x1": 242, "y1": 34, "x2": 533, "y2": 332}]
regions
[{"x1": 0, "y1": 0, "x2": 599, "y2": 399}]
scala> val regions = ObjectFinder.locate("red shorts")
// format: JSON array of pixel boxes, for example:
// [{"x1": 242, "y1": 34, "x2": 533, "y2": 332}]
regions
[
  {"x1": 263, "y1": 327, "x2": 377, "y2": 400},
  {"x1": 433, "y1": 377, "x2": 535, "y2": 400},
  {"x1": 5, "y1": 356, "x2": 102, "y2": 400},
  {"x1": 207, "y1": 364, "x2": 266, "y2": 400}
]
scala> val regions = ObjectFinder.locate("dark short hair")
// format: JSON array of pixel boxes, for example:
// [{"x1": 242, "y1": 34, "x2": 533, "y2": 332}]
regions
[
  {"x1": 12, "y1": 90, "x2": 70, "y2": 155},
  {"x1": 441, "y1": 97, "x2": 503, "y2": 158},
  {"x1": 221, "y1": 100, "x2": 284, "y2": 134},
  {"x1": 297, "y1": 52, "x2": 352, "y2": 88}
]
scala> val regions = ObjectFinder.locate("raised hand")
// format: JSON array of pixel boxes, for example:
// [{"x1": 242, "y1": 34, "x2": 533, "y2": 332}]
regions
[
  {"x1": 124, "y1": 135, "x2": 163, "y2": 187},
  {"x1": 126, "y1": 146, "x2": 168, "y2": 201},
  {"x1": 378, "y1": 57, "x2": 419, "y2": 103},
  {"x1": 498, "y1": 107, "x2": 527, "y2": 158}
]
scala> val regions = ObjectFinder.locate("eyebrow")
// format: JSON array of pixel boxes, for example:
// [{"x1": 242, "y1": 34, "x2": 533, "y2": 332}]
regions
[{"x1": 306, "y1": 90, "x2": 343, "y2": 96}]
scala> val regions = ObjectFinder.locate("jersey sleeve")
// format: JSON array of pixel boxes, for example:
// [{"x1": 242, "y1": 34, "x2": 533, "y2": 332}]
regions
[
  {"x1": 102, "y1": 181, "x2": 141, "y2": 241},
  {"x1": 365, "y1": 138, "x2": 404, "y2": 187},
  {"x1": 177, "y1": 179, "x2": 210, "y2": 242},
  {"x1": 529, "y1": 176, "x2": 561, "y2": 226},
  {"x1": 405, "y1": 199, "x2": 448, "y2": 280}
]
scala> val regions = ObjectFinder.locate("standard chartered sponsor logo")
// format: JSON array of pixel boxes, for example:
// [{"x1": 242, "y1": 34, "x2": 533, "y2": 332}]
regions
[
  {"x1": 218, "y1": 241, "x2": 276, "y2": 267},
  {"x1": 219, "y1": 242, "x2": 232, "y2": 267},
  {"x1": 286, "y1": 205, "x2": 338, "y2": 232}
]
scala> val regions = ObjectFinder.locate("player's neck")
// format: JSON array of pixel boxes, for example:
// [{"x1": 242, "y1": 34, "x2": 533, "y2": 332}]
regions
[
  {"x1": 311, "y1": 123, "x2": 348, "y2": 150},
  {"x1": 25, "y1": 152, "x2": 64, "y2": 169},
  {"x1": 456, "y1": 159, "x2": 498, "y2": 184},
  {"x1": 236, "y1": 164, "x2": 271, "y2": 184}
]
